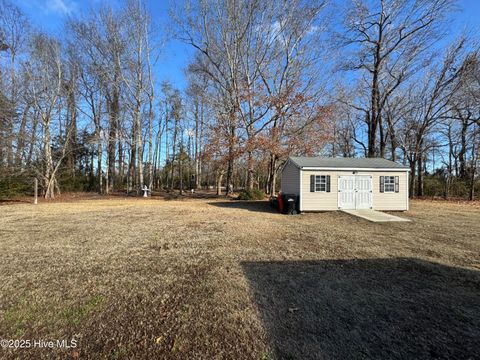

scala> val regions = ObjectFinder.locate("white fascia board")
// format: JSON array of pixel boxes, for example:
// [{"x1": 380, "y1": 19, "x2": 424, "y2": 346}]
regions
[
  {"x1": 299, "y1": 169, "x2": 303, "y2": 211},
  {"x1": 406, "y1": 171, "x2": 410, "y2": 211},
  {"x1": 300, "y1": 167, "x2": 410, "y2": 172}
]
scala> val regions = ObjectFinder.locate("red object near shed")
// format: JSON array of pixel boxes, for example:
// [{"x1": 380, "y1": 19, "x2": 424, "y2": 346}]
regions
[{"x1": 277, "y1": 191, "x2": 284, "y2": 213}]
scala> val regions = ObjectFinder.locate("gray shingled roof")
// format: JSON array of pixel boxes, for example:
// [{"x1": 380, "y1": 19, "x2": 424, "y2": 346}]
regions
[{"x1": 289, "y1": 156, "x2": 409, "y2": 169}]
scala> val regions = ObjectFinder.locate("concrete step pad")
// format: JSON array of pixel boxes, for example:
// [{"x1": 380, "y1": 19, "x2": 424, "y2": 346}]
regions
[{"x1": 342, "y1": 209, "x2": 411, "y2": 222}]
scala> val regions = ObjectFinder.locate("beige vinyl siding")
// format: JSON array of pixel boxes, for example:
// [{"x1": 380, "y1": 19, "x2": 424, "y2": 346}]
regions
[
  {"x1": 367, "y1": 171, "x2": 408, "y2": 211},
  {"x1": 300, "y1": 170, "x2": 408, "y2": 211},
  {"x1": 301, "y1": 171, "x2": 338, "y2": 210},
  {"x1": 280, "y1": 160, "x2": 300, "y2": 195}
]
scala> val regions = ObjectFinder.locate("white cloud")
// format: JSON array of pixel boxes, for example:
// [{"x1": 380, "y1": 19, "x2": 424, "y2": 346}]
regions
[
  {"x1": 308, "y1": 25, "x2": 320, "y2": 35},
  {"x1": 45, "y1": 0, "x2": 78, "y2": 15}
]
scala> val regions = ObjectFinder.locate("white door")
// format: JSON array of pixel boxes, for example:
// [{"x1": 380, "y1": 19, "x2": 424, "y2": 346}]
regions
[
  {"x1": 338, "y1": 176, "x2": 356, "y2": 209},
  {"x1": 355, "y1": 175, "x2": 372, "y2": 209},
  {"x1": 338, "y1": 175, "x2": 372, "y2": 209}
]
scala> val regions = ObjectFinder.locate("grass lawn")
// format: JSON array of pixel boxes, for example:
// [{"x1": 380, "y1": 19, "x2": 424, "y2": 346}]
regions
[{"x1": 0, "y1": 197, "x2": 479, "y2": 359}]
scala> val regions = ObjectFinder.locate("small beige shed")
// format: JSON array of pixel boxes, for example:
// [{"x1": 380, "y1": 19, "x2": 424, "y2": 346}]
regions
[{"x1": 281, "y1": 157, "x2": 410, "y2": 212}]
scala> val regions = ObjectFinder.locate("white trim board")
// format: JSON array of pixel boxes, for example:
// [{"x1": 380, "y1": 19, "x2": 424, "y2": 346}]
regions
[{"x1": 299, "y1": 169, "x2": 303, "y2": 211}]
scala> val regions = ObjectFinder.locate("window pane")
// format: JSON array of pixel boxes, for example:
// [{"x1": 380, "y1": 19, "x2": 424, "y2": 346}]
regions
[
  {"x1": 384, "y1": 176, "x2": 395, "y2": 192},
  {"x1": 315, "y1": 175, "x2": 326, "y2": 192}
]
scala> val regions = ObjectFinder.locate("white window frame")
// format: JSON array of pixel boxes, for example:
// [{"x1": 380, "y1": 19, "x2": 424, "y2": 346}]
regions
[
  {"x1": 384, "y1": 176, "x2": 395, "y2": 193},
  {"x1": 314, "y1": 175, "x2": 327, "y2": 192}
]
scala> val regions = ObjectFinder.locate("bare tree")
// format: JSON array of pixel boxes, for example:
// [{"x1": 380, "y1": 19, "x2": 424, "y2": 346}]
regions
[
  {"x1": 0, "y1": 0, "x2": 29, "y2": 170},
  {"x1": 449, "y1": 52, "x2": 480, "y2": 179},
  {"x1": 341, "y1": 0, "x2": 454, "y2": 157},
  {"x1": 186, "y1": 72, "x2": 209, "y2": 189},
  {"x1": 398, "y1": 39, "x2": 468, "y2": 197},
  {"x1": 26, "y1": 34, "x2": 66, "y2": 198},
  {"x1": 174, "y1": 0, "x2": 256, "y2": 194}
]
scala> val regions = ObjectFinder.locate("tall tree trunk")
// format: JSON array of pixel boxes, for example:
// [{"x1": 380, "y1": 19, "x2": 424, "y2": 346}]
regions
[
  {"x1": 129, "y1": 121, "x2": 137, "y2": 193},
  {"x1": 148, "y1": 100, "x2": 154, "y2": 190},
  {"x1": 246, "y1": 149, "x2": 254, "y2": 190},
  {"x1": 458, "y1": 118, "x2": 468, "y2": 179},
  {"x1": 67, "y1": 86, "x2": 77, "y2": 176},
  {"x1": 136, "y1": 105, "x2": 144, "y2": 192},
  {"x1": 43, "y1": 119, "x2": 55, "y2": 199},
  {"x1": 271, "y1": 165, "x2": 277, "y2": 196},
  {"x1": 368, "y1": 72, "x2": 379, "y2": 157},
  {"x1": 179, "y1": 142, "x2": 183, "y2": 196},
  {"x1": 118, "y1": 134, "x2": 124, "y2": 185},
  {"x1": 15, "y1": 104, "x2": 30, "y2": 168},
  {"x1": 105, "y1": 162, "x2": 109, "y2": 195},
  {"x1": 216, "y1": 169, "x2": 224, "y2": 195},
  {"x1": 469, "y1": 126, "x2": 478, "y2": 201},
  {"x1": 416, "y1": 153, "x2": 424, "y2": 197},
  {"x1": 165, "y1": 108, "x2": 169, "y2": 189},
  {"x1": 390, "y1": 136, "x2": 396, "y2": 162},
  {"x1": 409, "y1": 157, "x2": 416, "y2": 198},
  {"x1": 27, "y1": 110, "x2": 39, "y2": 166},
  {"x1": 5, "y1": 114, "x2": 14, "y2": 169},
  {"x1": 107, "y1": 92, "x2": 118, "y2": 193},
  {"x1": 153, "y1": 125, "x2": 161, "y2": 190},
  {"x1": 197, "y1": 103, "x2": 204, "y2": 189},
  {"x1": 267, "y1": 154, "x2": 277, "y2": 195},
  {"x1": 89, "y1": 150, "x2": 94, "y2": 180},
  {"x1": 194, "y1": 101, "x2": 200, "y2": 189},
  {"x1": 5, "y1": 51, "x2": 17, "y2": 170},
  {"x1": 170, "y1": 118, "x2": 178, "y2": 191},
  {"x1": 379, "y1": 116, "x2": 386, "y2": 158},
  {"x1": 97, "y1": 140, "x2": 103, "y2": 194},
  {"x1": 367, "y1": 110, "x2": 376, "y2": 157},
  {"x1": 225, "y1": 120, "x2": 235, "y2": 195},
  {"x1": 95, "y1": 111, "x2": 103, "y2": 194}
]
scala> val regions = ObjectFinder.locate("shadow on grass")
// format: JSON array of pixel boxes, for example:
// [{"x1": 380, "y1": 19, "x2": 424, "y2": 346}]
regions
[
  {"x1": 208, "y1": 200, "x2": 278, "y2": 213},
  {"x1": 241, "y1": 258, "x2": 480, "y2": 360}
]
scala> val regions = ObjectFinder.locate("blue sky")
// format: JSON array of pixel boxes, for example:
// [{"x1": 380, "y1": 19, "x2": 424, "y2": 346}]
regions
[
  {"x1": 14, "y1": 0, "x2": 480, "y2": 92},
  {"x1": 15, "y1": 0, "x2": 193, "y2": 90}
]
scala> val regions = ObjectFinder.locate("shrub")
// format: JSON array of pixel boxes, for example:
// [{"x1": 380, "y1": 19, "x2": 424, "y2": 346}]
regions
[
  {"x1": 449, "y1": 179, "x2": 468, "y2": 198},
  {"x1": 237, "y1": 188, "x2": 265, "y2": 200},
  {"x1": 422, "y1": 175, "x2": 480, "y2": 199},
  {"x1": 0, "y1": 174, "x2": 33, "y2": 200},
  {"x1": 423, "y1": 177, "x2": 444, "y2": 197},
  {"x1": 58, "y1": 173, "x2": 95, "y2": 192}
]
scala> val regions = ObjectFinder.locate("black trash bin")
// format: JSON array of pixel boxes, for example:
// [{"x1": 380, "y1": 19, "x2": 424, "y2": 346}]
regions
[{"x1": 282, "y1": 193, "x2": 298, "y2": 215}]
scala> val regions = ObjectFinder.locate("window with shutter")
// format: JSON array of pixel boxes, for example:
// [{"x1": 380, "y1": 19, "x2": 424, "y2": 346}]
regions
[
  {"x1": 384, "y1": 176, "x2": 395, "y2": 192},
  {"x1": 313, "y1": 175, "x2": 328, "y2": 192}
]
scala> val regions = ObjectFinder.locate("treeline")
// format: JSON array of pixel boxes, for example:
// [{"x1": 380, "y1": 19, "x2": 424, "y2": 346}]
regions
[
  {"x1": 332, "y1": 0, "x2": 480, "y2": 200},
  {"x1": 0, "y1": 0, "x2": 478, "y2": 200}
]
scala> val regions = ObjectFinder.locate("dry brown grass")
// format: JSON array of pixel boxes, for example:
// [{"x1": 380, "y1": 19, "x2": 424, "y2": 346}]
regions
[{"x1": 0, "y1": 198, "x2": 479, "y2": 359}]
